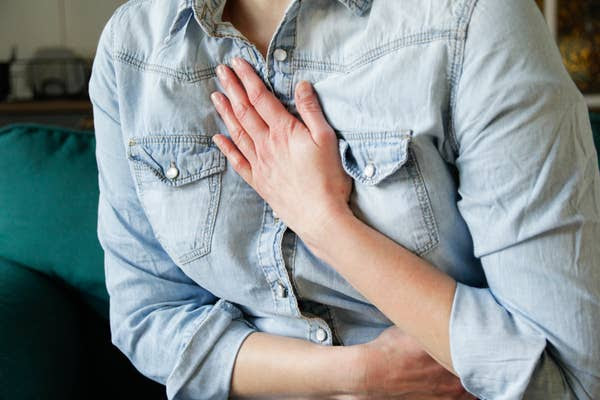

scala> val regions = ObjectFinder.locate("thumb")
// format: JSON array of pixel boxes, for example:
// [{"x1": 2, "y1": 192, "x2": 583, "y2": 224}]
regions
[{"x1": 294, "y1": 80, "x2": 334, "y2": 145}]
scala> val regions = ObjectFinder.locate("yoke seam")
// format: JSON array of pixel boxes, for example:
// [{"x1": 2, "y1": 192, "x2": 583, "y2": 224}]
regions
[
  {"x1": 112, "y1": 29, "x2": 455, "y2": 82},
  {"x1": 294, "y1": 29, "x2": 454, "y2": 74},
  {"x1": 115, "y1": 50, "x2": 218, "y2": 83}
]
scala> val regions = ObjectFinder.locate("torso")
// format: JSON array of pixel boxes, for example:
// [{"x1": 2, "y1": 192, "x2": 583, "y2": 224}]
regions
[{"x1": 106, "y1": 0, "x2": 485, "y2": 346}]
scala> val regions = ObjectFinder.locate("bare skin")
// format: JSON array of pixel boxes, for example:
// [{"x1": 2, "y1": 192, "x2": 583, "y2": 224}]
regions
[
  {"x1": 217, "y1": 1, "x2": 474, "y2": 399},
  {"x1": 221, "y1": 0, "x2": 291, "y2": 59}
]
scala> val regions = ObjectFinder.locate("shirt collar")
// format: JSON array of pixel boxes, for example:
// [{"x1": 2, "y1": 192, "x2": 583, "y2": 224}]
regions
[
  {"x1": 336, "y1": 0, "x2": 372, "y2": 16},
  {"x1": 193, "y1": 0, "x2": 373, "y2": 16},
  {"x1": 171, "y1": 0, "x2": 372, "y2": 38}
]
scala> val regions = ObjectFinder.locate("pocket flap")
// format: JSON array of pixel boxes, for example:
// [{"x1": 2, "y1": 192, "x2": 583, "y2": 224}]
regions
[
  {"x1": 127, "y1": 135, "x2": 226, "y2": 186},
  {"x1": 338, "y1": 130, "x2": 413, "y2": 185}
]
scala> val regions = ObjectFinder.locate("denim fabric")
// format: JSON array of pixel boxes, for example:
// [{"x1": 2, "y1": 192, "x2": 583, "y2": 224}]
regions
[{"x1": 88, "y1": 0, "x2": 600, "y2": 399}]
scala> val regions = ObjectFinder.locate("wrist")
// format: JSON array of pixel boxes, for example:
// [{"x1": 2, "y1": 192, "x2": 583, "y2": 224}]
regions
[
  {"x1": 321, "y1": 343, "x2": 367, "y2": 396},
  {"x1": 302, "y1": 204, "x2": 356, "y2": 260}
]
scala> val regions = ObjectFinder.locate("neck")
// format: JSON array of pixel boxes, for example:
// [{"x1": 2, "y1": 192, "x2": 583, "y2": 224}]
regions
[
  {"x1": 222, "y1": 0, "x2": 292, "y2": 58},
  {"x1": 224, "y1": 0, "x2": 291, "y2": 26}
]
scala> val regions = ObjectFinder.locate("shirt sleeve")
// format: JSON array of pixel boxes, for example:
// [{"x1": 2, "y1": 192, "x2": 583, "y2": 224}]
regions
[
  {"x1": 450, "y1": 1, "x2": 600, "y2": 399},
  {"x1": 89, "y1": 12, "x2": 257, "y2": 400}
]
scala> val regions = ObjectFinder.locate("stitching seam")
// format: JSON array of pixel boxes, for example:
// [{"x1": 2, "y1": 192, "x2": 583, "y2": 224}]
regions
[
  {"x1": 408, "y1": 148, "x2": 440, "y2": 256},
  {"x1": 448, "y1": 0, "x2": 479, "y2": 155},
  {"x1": 293, "y1": 29, "x2": 454, "y2": 74}
]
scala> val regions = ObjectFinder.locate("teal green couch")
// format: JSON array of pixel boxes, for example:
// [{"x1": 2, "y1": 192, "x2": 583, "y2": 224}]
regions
[
  {"x1": 0, "y1": 124, "x2": 165, "y2": 399},
  {"x1": 0, "y1": 115, "x2": 599, "y2": 399}
]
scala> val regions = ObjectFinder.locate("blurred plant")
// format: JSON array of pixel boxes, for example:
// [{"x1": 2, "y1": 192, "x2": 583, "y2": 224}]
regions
[
  {"x1": 535, "y1": 0, "x2": 599, "y2": 94},
  {"x1": 557, "y1": 0, "x2": 599, "y2": 93}
]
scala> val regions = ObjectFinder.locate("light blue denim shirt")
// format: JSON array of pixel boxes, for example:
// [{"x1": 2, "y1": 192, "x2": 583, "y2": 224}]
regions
[{"x1": 89, "y1": 0, "x2": 600, "y2": 399}]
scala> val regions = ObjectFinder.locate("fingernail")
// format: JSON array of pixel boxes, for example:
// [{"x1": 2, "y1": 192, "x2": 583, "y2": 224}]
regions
[
  {"x1": 216, "y1": 65, "x2": 226, "y2": 79},
  {"x1": 232, "y1": 57, "x2": 243, "y2": 67},
  {"x1": 296, "y1": 81, "x2": 313, "y2": 99},
  {"x1": 210, "y1": 92, "x2": 222, "y2": 105}
]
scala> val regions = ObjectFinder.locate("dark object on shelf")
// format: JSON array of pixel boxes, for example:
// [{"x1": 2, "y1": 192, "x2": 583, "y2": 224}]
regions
[
  {"x1": 26, "y1": 47, "x2": 90, "y2": 100},
  {"x1": 0, "y1": 64, "x2": 10, "y2": 102},
  {"x1": 0, "y1": 48, "x2": 16, "y2": 102}
]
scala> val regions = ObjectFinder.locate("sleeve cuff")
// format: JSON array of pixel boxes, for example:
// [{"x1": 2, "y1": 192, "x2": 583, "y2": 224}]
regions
[
  {"x1": 449, "y1": 282, "x2": 546, "y2": 400},
  {"x1": 166, "y1": 299, "x2": 258, "y2": 400}
]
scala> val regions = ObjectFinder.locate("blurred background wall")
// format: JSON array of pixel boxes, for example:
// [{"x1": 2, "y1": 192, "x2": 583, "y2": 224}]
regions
[
  {"x1": 0, "y1": 0, "x2": 126, "y2": 129},
  {"x1": 0, "y1": 0, "x2": 125, "y2": 60}
]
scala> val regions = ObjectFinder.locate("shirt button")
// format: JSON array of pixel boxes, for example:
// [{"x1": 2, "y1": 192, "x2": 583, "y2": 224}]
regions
[
  {"x1": 166, "y1": 161, "x2": 179, "y2": 180},
  {"x1": 276, "y1": 282, "x2": 287, "y2": 298},
  {"x1": 363, "y1": 163, "x2": 376, "y2": 178},
  {"x1": 273, "y1": 210, "x2": 279, "y2": 219},
  {"x1": 273, "y1": 48, "x2": 287, "y2": 62},
  {"x1": 315, "y1": 327, "x2": 327, "y2": 342}
]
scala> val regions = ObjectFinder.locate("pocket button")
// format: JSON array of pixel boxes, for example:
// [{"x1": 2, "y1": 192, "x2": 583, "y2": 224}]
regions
[
  {"x1": 165, "y1": 161, "x2": 179, "y2": 180},
  {"x1": 363, "y1": 162, "x2": 376, "y2": 178}
]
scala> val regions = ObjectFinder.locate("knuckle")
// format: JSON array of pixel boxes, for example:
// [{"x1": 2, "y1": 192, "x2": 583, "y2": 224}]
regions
[
  {"x1": 271, "y1": 132, "x2": 288, "y2": 148},
  {"x1": 233, "y1": 101, "x2": 252, "y2": 122},
  {"x1": 231, "y1": 125, "x2": 246, "y2": 142},
  {"x1": 248, "y1": 87, "x2": 268, "y2": 107},
  {"x1": 231, "y1": 154, "x2": 246, "y2": 171},
  {"x1": 317, "y1": 127, "x2": 335, "y2": 140},
  {"x1": 232, "y1": 158, "x2": 243, "y2": 171},
  {"x1": 298, "y1": 96, "x2": 321, "y2": 113},
  {"x1": 278, "y1": 116, "x2": 299, "y2": 134},
  {"x1": 240, "y1": 136, "x2": 255, "y2": 154},
  {"x1": 257, "y1": 147, "x2": 272, "y2": 163}
]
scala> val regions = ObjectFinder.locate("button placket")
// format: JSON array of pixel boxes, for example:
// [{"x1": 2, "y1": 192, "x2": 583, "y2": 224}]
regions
[
  {"x1": 257, "y1": 202, "x2": 292, "y2": 314},
  {"x1": 252, "y1": 1, "x2": 336, "y2": 343},
  {"x1": 265, "y1": 3, "x2": 296, "y2": 101}
]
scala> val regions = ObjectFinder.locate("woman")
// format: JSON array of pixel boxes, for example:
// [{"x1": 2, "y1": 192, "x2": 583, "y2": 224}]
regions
[{"x1": 89, "y1": 0, "x2": 600, "y2": 399}]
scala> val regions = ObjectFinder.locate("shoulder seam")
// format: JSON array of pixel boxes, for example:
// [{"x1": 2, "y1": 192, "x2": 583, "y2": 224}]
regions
[
  {"x1": 108, "y1": 0, "x2": 155, "y2": 60},
  {"x1": 448, "y1": 0, "x2": 479, "y2": 156}
]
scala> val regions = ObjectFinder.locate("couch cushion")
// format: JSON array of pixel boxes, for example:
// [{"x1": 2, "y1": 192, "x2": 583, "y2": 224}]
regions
[
  {"x1": 0, "y1": 257, "x2": 81, "y2": 399},
  {"x1": 0, "y1": 256, "x2": 166, "y2": 399},
  {"x1": 0, "y1": 123, "x2": 108, "y2": 318}
]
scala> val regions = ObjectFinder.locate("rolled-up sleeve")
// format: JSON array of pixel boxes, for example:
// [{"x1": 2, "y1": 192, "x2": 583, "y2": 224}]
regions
[
  {"x1": 450, "y1": 1, "x2": 600, "y2": 399},
  {"x1": 89, "y1": 11, "x2": 257, "y2": 400}
]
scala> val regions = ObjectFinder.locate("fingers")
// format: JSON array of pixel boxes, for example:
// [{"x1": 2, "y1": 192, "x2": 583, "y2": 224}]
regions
[
  {"x1": 229, "y1": 57, "x2": 298, "y2": 132},
  {"x1": 215, "y1": 63, "x2": 268, "y2": 140},
  {"x1": 210, "y1": 91, "x2": 257, "y2": 164},
  {"x1": 294, "y1": 80, "x2": 335, "y2": 145},
  {"x1": 211, "y1": 134, "x2": 253, "y2": 184}
]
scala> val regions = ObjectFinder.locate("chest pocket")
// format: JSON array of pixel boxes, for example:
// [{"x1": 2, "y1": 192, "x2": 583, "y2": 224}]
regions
[
  {"x1": 338, "y1": 130, "x2": 439, "y2": 256},
  {"x1": 126, "y1": 135, "x2": 226, "y2": 265}
]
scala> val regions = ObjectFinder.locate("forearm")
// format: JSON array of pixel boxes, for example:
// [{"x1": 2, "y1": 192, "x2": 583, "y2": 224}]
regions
[
  {"x1": 306, "y1": 209, "x2": 457, "y2": 374},
  {"x1": 230, "y1": 331, "x2": 363, "y2": 399}
]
